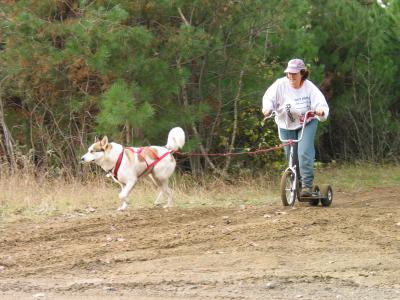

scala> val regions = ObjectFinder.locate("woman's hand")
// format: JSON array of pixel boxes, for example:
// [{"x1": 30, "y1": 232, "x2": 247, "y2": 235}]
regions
[
  {"x1": 315, "y1": 107, "x2": 325, "y2": 117},
  {"x1": 263, "y1": 109, "x2": 272, "y2": 118}
]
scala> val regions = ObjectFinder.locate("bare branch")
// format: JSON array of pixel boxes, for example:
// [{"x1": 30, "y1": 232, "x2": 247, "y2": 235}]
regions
[{"x1": 178, "y1": 7, "x2": 190, "y2": 26}]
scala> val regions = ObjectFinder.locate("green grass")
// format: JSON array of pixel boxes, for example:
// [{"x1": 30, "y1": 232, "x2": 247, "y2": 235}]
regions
[{"x1": 0, "y1": 163, "x2": 399, "y2": 221}]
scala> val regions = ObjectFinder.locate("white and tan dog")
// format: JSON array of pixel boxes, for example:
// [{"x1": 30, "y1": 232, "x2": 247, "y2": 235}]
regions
[{"x1": 81, "y1": 127, "x2": 185, "y2": 210}]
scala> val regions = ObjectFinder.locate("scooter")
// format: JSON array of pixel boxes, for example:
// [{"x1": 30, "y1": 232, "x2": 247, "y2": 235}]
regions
[{"x1": 265, "y1": 110, "x2": 333, "y2": 207}]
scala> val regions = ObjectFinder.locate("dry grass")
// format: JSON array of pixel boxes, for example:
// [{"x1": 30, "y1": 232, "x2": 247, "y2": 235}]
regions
[
  {"x1": 172, "y1": 173, "x2": 277, "y2": 208},
  {"x1": 315, "y1": 162, "x2": 400, "y2": 191},
  {"x1": 0, "y1": 174, "x2": 113, "y2": 221},
  {"x1": 0, "y1": 163, "x2": 399, "y2": 221},
  {"x1": 0, "y1": 171, "x2": 277, "y2": 221}
]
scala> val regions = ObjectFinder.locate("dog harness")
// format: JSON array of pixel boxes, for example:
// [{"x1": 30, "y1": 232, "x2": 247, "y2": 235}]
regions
[{"x1": 112, "y1": 147, "x2": 173, "y2": 180}]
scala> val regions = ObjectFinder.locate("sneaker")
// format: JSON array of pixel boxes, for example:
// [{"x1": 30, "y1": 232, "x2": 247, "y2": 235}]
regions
[{"x1": 300, "y1": 187, "x2": 312, "y2": 197}]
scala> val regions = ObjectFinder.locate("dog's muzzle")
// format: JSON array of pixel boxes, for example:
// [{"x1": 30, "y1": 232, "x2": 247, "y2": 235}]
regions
[{"x1": 80, "y1": 155, "x2": 91, "y2": 163}]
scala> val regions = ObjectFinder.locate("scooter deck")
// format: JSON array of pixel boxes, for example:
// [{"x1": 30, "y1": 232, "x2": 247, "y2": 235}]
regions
[{"x1": 298, "y1": 195, "x2": 326, "y2": 202}]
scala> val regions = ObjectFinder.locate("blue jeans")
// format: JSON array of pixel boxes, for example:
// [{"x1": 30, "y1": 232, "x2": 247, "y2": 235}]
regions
[{"x1": 279, "y1": 119, "x2": 318, "y2": 188}]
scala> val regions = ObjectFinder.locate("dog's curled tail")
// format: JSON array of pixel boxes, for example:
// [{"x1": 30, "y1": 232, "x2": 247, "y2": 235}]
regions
[{"x1": 166, "y1": 127, "x2": 185, "y2": 151}]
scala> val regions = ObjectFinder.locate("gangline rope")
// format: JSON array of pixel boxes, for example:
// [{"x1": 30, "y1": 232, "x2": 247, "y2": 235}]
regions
[{"x1": 174, "y1": 142, "x2": 291, "y2": 157}]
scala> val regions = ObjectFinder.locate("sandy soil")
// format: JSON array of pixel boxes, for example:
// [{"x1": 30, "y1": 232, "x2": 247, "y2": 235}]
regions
[{"x1": 0, "y1": 186, "x2": 399, "y2": 300}]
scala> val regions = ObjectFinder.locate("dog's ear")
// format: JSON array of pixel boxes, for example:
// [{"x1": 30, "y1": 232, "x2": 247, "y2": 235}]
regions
[
  {"x1": 105, "y1": 143, "x2": 113, "y2": 151},
  {"x1": 94, "y1": 136, "x2": 99, "y2": 143},
  {"x1": 100, "y1": 136, "x2": 108, "y2": 147}
]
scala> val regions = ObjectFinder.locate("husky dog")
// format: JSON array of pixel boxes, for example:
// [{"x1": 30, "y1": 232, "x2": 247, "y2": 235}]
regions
[{"x1": 81, "y1": 127, "x2": 185, "y2": 210}]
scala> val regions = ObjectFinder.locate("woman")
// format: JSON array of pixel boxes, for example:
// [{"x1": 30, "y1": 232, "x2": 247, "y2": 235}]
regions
[{"x1": 262, "y1": 58, "x2": 329, "y2": 197}]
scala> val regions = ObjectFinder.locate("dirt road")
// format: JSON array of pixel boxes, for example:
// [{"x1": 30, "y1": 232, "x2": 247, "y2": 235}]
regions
[{"x1": 0, "y1": 187, "x2": 399, "y2": 300}]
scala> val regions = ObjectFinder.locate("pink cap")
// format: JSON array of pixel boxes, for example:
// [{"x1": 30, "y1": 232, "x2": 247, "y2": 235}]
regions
[{"x1": 284, "y1": 58, "x2": 306, "y2": 73}]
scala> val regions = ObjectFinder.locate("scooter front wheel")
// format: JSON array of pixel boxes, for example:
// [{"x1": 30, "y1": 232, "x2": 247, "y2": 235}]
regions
[{"x1": 280, "y1": 170, "x2": 297, "y2": 207}]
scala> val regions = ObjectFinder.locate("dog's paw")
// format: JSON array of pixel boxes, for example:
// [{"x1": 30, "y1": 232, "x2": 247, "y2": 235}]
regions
[
  {"x1": 117, "y1": 202, "x2": 128, "y2": 211},
  {"x1": 154, "y1": 198, "x2": 163, "y2": 206},
  {"x1": 154, "y1": 202, "x2": 163, "y2": 208}
]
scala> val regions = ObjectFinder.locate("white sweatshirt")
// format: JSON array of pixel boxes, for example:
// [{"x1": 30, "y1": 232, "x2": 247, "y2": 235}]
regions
[{"x1": 262, "y1": 77, "x2": 329, "y2": 130}]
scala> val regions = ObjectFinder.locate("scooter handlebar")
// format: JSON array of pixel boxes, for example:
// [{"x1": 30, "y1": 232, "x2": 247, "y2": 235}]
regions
[
  {"x1": 264, "y1": 110, "x2": 317, "y2": 143},
  {"x1": 264, "y1": 110, "x2": 317, "y2": 122}
]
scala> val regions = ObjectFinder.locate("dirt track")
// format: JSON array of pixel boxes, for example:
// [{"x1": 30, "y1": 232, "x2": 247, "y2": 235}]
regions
[{"x1": 0, "y1": 187, "x2": 399, "y2": 300}]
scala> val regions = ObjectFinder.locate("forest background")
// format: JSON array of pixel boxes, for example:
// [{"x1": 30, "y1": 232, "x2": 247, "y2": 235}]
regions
[{"x1": 0, "y1": 0, "x2": 399, "y2": 179}]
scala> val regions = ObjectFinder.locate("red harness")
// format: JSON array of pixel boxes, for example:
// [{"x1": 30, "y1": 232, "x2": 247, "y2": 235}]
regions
[{"x1": 113, "y1": 147, "x2": 173, "y2": 180}]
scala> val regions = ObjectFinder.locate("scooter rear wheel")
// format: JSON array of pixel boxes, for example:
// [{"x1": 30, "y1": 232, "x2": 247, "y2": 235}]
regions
[
  {"x1": 321, "y1": 184, "x2": 333, "y2": 207},
  {"x1": 280, "y1": 170, "x2": 297, "y2": 207}
]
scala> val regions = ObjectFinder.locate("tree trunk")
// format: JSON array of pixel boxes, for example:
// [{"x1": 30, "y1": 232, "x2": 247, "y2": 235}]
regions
[{"x1": 0, "y1": 77, "x2": 16, "y2": 173}]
